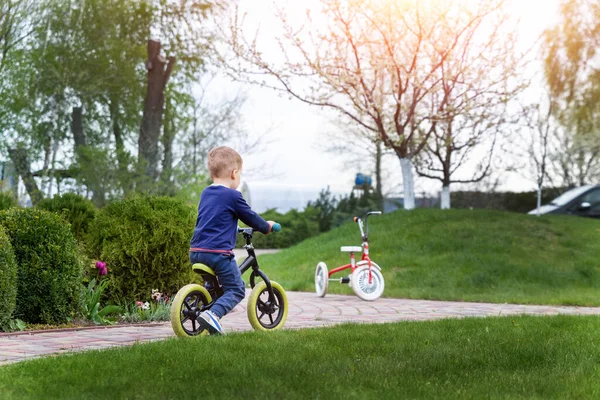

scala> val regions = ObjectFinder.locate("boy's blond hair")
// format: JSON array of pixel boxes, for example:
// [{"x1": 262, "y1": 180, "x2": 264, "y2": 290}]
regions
[{"x1": 207, "y1": 146, "x2": 242, "y2": 179}]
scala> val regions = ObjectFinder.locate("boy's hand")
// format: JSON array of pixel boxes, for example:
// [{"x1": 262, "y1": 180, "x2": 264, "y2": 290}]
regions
[{"x1": 267, "y1": 221, "x2": 276, "y2": 233}]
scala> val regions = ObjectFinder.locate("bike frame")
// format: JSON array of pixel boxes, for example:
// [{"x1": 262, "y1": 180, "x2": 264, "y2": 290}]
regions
[{"x1": 237, "y1": 229, "x2": 276, "y2": 303}]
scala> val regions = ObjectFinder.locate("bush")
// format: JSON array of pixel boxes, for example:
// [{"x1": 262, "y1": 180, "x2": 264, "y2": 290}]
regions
[
  {"x1": 0, "y1": 192, "x2": 18, "y2": 211},
  {"x1": 0, "y1": 225, "x2": 17, "y2": 328},
  {"x1": 451, "y1": 188, "x2": 567, "y2": 213},
  {"x1": 37, "y1": 193, "x2": 97, "y2": 243},
  {"x1": 87, "y1": 195, "x2": 196, "y2": 302},
  {"x1": 0, "y1": 208, "x2": 83, "y2": 324}
]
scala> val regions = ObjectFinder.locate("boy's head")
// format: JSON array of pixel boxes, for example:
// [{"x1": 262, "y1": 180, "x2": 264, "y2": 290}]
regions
[{"x1": 207, "y1": 146, "x2": 243, "y2": 189}]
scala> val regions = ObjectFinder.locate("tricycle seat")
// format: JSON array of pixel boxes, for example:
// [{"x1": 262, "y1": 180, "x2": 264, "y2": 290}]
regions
[{"x1": 340, "y1": 246, "x2": 362, "y2": 253}]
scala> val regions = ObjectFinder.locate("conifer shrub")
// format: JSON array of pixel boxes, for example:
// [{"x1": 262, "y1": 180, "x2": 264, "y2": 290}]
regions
[
  {"x1": 87, "y1": 195, "x2": 196, "y2": 302},
  {"x1": 0, "y1": 225, "x2": 17, "y2": 328},
  {"x1": 0, "y1": 208, "x2": 83, "y2": 324},
  {"x1": 37, "y1": 193, "x2": 97, "y2": 243}
]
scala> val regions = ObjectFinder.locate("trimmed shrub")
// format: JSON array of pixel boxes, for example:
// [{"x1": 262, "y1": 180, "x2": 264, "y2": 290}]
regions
[
  {"x1": 0, "y1": 208, "x2": 83, "y2": 324},
  {"x1": 87, "y1": 195, "x2": 196, "y2": 302},
  {"x1": 0, "y1": 192, "x2": 18, "y2": 211},
  {"x1": 37, "y1": 193, "x2": 96, "y2": 243},
  {"x1": 451, "y1": 188, "x2": 567, "y2": 213},
  {"x1": 0, "y1": 225, "x2": 17, "y2": 328}
]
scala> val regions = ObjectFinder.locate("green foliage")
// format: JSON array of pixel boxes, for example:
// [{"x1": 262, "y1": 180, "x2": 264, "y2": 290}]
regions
[
  {"x1": 0, "y1": 192, "x2": 18, "y2": 211},
  {"x1": 331, "y1": 186, "x2": 381, "y2": 228},
  {"x1": 5, "y1": 318, "x2": 26, "y2": 332},
  {"x1": 451, "y1": 188, "x2": 566, "y2": 213},
  {"x1": 87, "y1": 195, "x2": 196, "y2": 302},
  {"x1": 83, "y1": 278, "x2": 121, "y2": 325},
  {"x1": 0, "y1": 208, "x2": 83, "y2": 325},
  {"x1": 306, "y1": 187, "x2": 337, "y2": 233},
  {"x1": 37, "y1": 193, "x2": 97, "y2": 243},
  {"x1": 120, "y1": 300, "x2": 171, "y2": 323},
  {"x1": 543, "y1": 0, "x2": 600, "y2": 185},
  {"x1": 0, "y1": 225, "x2": 17, "y2": 328}
]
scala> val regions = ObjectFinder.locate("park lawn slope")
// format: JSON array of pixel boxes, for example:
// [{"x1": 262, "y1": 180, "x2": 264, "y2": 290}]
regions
[
  {"x1": 259, "y1": 209, "x2": 600, "y2": 305},
  {"x1": 1, "y1": 316, "x2": 600, "y2": 399}
]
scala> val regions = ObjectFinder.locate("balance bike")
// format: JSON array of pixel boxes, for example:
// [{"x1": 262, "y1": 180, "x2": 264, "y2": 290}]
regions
[
  {"x1": 171, "y1": 224, "x2": 288, "y2": 337},
  {"x1": 315, "y1": 211, "x2": 384, "y2": 301}
]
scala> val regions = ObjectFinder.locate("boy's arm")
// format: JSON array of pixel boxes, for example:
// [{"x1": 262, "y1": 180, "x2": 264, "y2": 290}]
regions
[{"x1": 233, "y1": 191, "x2": 271, "y2": 234}]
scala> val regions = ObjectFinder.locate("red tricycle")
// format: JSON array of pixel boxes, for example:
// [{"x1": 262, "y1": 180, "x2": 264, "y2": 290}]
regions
[{"x1": 314, "y1": 211, "x2": 384, "y2": 301}]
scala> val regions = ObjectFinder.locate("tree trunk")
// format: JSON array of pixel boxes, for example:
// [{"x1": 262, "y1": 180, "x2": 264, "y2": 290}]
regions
[
  {"x1": 536, "y1": 185, "x2": 542, "y2": 216},
  {"x1": 139, "y1": 39, "x2": 175, "y2": 182},
  {"x1": 109, "y1": 99, "x2": 128, "y2": 176},
  {"x1": 441, "y1": 185, "x2": 451, "y2": 210},
  {"x1": 8, "y1": 148, "x2": 42, "y2": 205},
  {"x1": 71, "y1": 107, "x2": 86, "y2": 149},
  {"x1": 71, "y1": 107, "x2": 104, "y2": 206},
  {"x1": 399, "y1": 158, "x2": 416, "y2": 210},
  {"x1": 160, "y1": 99, "x2": 175, "y2": 191},
  {"x1": 374, "y1": 137, "x2": 383, "y2": 208}
]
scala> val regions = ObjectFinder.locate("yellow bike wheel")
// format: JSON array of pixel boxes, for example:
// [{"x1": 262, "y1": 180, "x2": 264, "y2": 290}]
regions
[
  {"x1": 170, "y1": 284, "x2": 213, "y2": 338},
  {"x1": 247, "y1": 281, "x2": 288, "y2": 331}
]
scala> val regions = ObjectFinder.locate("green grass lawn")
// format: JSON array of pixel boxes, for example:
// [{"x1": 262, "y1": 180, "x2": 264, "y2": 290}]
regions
[
  {"x1": 257, "y1": 209, "x2": 600, "y2": 305},
  {"x1": 2, "y1": 316, "x2": 600, "y2": 399}
]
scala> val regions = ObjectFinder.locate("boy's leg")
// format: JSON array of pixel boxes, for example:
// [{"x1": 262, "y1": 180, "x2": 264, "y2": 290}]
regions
[
  {"x1": 208, "y1": 253, "x2": 246, "y2": 318},
  {"x1": 189, "y1": 252, "x2": 245, "y2": 335}
]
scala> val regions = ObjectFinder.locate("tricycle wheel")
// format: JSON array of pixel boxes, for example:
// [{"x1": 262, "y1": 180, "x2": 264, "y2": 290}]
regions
[
  {"x1": 351, "y1": 265, "x2": 384, "y2": 301},
  {"x1": 170, "y1": 284, "x2": 213, "y2": 338},
  {"x1": 247, "y1": 281, "x2": 288, "y2": 331},
  {"x1": 315, "y1": 262, "x2": 328, "y2": 297}
]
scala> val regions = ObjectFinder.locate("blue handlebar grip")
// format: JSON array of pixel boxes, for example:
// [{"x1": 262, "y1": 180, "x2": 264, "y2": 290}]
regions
[{"x1": 272, "y1": 223, "x2": 281, "y2": 233}]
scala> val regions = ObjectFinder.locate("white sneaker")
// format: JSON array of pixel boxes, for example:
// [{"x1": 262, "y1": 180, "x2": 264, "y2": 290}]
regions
[{"x1": 197, "y1": 310, "x2": 224, "y2": 335}]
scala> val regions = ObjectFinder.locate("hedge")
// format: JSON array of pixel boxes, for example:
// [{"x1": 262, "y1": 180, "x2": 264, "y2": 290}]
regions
[
  {"x1": 0, "y1": 225, "x2": 17, "y2": 328},
  {"x1": 0, "y1": 208, "x2": 83, "y2": 324}
]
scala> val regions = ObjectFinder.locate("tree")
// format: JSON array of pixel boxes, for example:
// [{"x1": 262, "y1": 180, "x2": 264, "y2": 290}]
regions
[
  {"x1": 514, "y1": 98, "x2": 557, "y2": 216},
  {"x1": 0, "y1": 0, "x2": 218, "y2": 205},
  {"x1": 219, "y1": 0, "x2": 520, "y2": 210},
  {"x1": 543, "y1": 0, "x2": 600, "y2": 186},
  {"x1": 398, "y1": 0, "x2": 525, "y2": 209}
]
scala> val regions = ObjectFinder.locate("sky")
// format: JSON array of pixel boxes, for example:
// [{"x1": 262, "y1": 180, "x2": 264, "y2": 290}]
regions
[{"x1": 205, "y1": 0, "x2": 564, "y2": 211}]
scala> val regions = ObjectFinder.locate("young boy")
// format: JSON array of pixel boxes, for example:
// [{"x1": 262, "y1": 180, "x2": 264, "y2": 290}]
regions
[{"x1": 190, "y1": 146, "x2": 274, "y2": 335}]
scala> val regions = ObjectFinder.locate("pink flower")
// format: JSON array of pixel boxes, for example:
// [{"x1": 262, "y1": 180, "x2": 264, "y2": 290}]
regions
[
  {"x1": 136, "y1": 301, "x2": 144, "y2": 308},
  {"x1": 95, "y1": 261, "x2": 107, "y2": 276}
]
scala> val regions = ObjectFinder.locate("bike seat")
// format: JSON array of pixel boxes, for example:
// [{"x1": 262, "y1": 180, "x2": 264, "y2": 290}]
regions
[
  {"x1": 192, "y1": 263, "x2": 215, "y2": 276},
  {"x1": 340, "y1": 246, "x2": 362, "y2": 253}
]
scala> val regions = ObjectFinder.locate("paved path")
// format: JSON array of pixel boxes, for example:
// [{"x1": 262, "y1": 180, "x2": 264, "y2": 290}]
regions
[{"x1": 2, "y1": 291, "x2": 600, "y2": 366}]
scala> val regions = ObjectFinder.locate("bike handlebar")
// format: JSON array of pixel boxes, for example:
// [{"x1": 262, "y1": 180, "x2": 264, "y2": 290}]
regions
[{"x1": 237, "y1": 222, "x2": 281, "y2": 235}]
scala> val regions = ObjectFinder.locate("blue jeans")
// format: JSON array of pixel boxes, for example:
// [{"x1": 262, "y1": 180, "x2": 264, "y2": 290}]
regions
[{"x1": 189, "y1": 252, "x2": 245, "y2": 319}]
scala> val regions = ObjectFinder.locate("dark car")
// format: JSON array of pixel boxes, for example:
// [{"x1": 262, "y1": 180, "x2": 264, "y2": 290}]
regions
[{"x1": 528, "y1": 185, "x2": 600, "y2": 218}]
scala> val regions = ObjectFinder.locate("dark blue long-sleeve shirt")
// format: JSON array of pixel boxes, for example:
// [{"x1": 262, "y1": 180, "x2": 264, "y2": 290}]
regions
[{"x1": 190, "y1": 185, "x2": 270, "y2": 253}]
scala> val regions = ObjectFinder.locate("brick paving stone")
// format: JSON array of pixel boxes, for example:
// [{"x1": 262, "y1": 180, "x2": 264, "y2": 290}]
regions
[{"x1": 2, "y1": 291, "x2": 600, "y2": 366}]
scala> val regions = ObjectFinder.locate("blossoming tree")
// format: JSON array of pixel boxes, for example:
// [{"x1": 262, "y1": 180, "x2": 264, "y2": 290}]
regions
[{"x1": 220, "y1": 0, "x2": 520, "y2": 209}]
